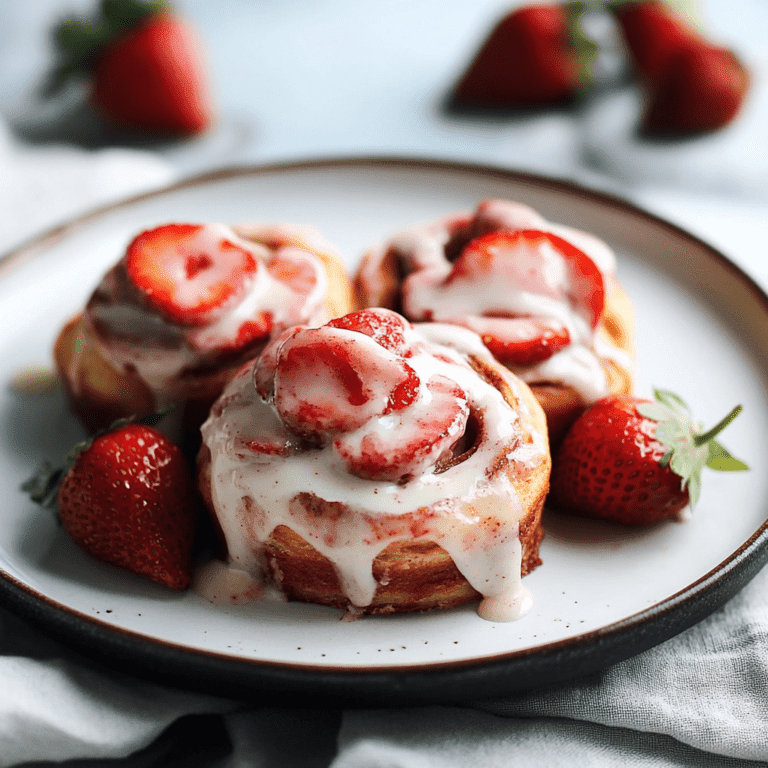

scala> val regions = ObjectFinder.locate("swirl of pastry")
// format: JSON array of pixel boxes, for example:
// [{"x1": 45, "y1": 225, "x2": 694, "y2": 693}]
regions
[
  {"x1": 197, "y1": 308, "x2": 551, "y2": 621},
  {"x1": 355, "y1": 199, "x2": 633, "y2": 446},
  {"x1": 54, "y1": 222, "x2": 351, "y2": 440}
]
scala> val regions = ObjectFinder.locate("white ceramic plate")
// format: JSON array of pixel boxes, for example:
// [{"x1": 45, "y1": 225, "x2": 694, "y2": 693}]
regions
[{"x1": 2, "y1": 159, "x2": 767, "y2": 704}]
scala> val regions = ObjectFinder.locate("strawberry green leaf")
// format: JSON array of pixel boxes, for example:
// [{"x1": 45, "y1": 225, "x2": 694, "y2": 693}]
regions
[
  {"x1": 653, "y1": 388, "x2": 690, "y2": 416},
  {"x1": 43, "y1": 0, "x2": 168, "y2": 96},
  {"x1": 636, "y1": 401, "x2": 675, "y2": 423},
  {"x1": 21, "y1": 462, "x2": 65, "y2": 508},
  {"x1": 639, "y1": 389, "x2": 747, "y2": 510},
  {"x1": 706, "y1": 440, "x2": 749, "y2": 471}
]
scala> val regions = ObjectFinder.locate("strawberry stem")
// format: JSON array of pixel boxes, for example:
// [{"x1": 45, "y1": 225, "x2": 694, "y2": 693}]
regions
[
  {"x1": 564, "y1": 1, "x2": 600, "y2": 89},
  {"x1": 693, "y1": 404, "x2": 743, "y2": 447}
]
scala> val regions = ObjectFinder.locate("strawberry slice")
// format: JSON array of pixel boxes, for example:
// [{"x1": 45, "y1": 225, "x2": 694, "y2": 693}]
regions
[
  {"x1": 273, "y1": 327, "x2": 420, "y2": 439},
  {"x1": 267, "y1": 249, "x2": 320, "y2": 296},
  {"x1": 334, "y1": 375, "x2": 469, "y2": 482},
  {"x1": 125, "y1": 224, "x2": 258, "y2": 326},
  {"x1": 253, "y1": 326, "x2": 305, "y2": 401},
  {"x1": 451, "y1": 230, "x2": 605, "y2": 327},
  {"x1": 328, "y1": 308, "x2": 410, "y2": 354},
  {"x1": 461, "y1": 315, "x2": 571, "y2": 366}
]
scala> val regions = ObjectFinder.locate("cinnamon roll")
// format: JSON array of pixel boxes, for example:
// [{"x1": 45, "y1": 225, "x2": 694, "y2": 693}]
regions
[
  {"x1": 54, "y1": 222, "x2": 351, "y2": 441},
  {"x1": 355, "y1": 199, "x2": 633, "y2": 446},
  {"x1": 197, "y1": 308, "x2": 550, "y2": 621}
]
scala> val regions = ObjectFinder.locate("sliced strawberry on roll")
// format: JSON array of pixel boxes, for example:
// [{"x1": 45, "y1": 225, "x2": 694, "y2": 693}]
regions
[
  {"x1": 126, "y1": 224, "x2": 260, "y2": 326},
  {"x1": 404, "y1": 229, "x2": 605, "y2": 364},
  {"x1": 254, "y1": 308, "x2": 470, "y2": 483},
  {"x1": 355, "y1": 200, "x2": 634, "y2": 448},
  {"x1": 56, "y1": 220, "x2": 351, "y2": 442}
]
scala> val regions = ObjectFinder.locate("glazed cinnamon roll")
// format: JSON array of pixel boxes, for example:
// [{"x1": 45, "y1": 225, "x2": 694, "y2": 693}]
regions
[
  {"x1": 355, "y1": 199, "x2": 634, "y2": 446},
  {"x1": 54, "y1": 222, "x2": 351, "y2": 440},
  {"x1": 197, "y1": 308, "x2": 550, "y2": 621}
]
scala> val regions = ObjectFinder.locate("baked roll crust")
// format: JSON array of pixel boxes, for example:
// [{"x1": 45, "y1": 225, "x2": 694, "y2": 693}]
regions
[
  {"x1": 198, "y1": 308, "x2": 550, "y2": 621},
  {"x1": 355, "y1": 199, "x2": 634, "y2": 446},
  {"x1": 54, "y1": 222, "x2": 351, "y2": 440}
]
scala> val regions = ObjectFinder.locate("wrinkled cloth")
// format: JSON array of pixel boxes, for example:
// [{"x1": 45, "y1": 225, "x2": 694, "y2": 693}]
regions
[{"x1": 334, "y1": 564, "x2": 768, "y2": 767}]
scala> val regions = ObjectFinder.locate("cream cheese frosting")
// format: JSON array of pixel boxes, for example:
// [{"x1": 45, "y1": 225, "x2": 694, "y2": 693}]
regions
[{"x1": 85, "y1": 223, "x2": 331, "y2": 404}]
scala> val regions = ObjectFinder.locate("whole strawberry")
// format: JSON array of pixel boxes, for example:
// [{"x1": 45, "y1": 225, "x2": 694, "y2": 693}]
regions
[
  {"x1": 611, "y1": 0, "x2": 750, "y2": 137},
  {"x1": 451, "y1": 4, "x2": 598, "y2": 110},
  {"x1": 549, "y1": 390, "x2": 747, "y2": 524},
  {"x1": 47, "y1": 0, "x2": 213, "y2": 135},
  {"x1": 25, "y1": 423, "x2": 197, "y2": 588}
]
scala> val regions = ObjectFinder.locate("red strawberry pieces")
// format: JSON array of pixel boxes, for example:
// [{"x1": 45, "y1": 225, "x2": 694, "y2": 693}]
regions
[
  {"x1": 55, "y1": 424, "x2": 197, "y2": 588},
  {"x1": 460, "y1": 315, "x2": 571, "y2": 366},
  {"x1": 334, "y1": 374, "x2": 469, "y2": 482},
  {"x1": 328, "y1": 308, "x2": 409, "y2": 354},
  {"x1": 549, "y1": 391, "x2": 747, "y2": 525},
  {"x1": 452, "y1": 229, "x2": 605, "y2": 327},
  {"x1": 612, "y1": 0, "x2": 750, "y2": 137},
  {"x1": 406, "y1": 229, "x2": 604, "y2": 366},
  {"x1": 125, "y1": 224, "x2": 259, "y2": 327},
  {"x1": 452, "y1": 5, "x2": 587, "y2": 109},
  {"x1": 48, "y1": 1, "x2": 214, "y2": 136},
  {"x1": 254, "y1": 308, "x2": 471, "y2": 482},
  {"x1": 273, "y1": 326, "x2": 420, "y2": 438},
  {"x1": 92, "y1": 12, "x2": 212, "y2": 134}
]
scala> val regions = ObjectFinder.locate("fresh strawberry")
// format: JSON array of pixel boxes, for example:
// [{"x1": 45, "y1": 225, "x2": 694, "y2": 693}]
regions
[
  {"x1": 125, "y1": 223, "x2": 258, "y2": 326},
  {"x1": 611, "y1": 0, "x2": 699, "y2": 80},
  {"x1": 451, "y1": 4, "x2": 596, "y2": 110},
  {"x1": 47, "y1": 0, "x2": 213, "y2": 135},
  {"x1": 24, "y1": 421, "x2": 198, "y2": 588},
  {"x1": 640, "y1": 44, "x2": 750, "y2": 137},
  {"x1": 549, "y1": 389, "x2": 748, "y2": 525},
  {"x1": 611, "y1": 0, "x2": 750, "y2": 136}
]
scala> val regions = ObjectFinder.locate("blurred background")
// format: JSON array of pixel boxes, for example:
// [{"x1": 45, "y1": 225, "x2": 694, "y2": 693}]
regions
[
  {"x1": 0, "y1": 0, "x2": 765, "y2": 272},
  {"x1": 0, "y1": 3, "x2": 765, "y2": 179}
]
